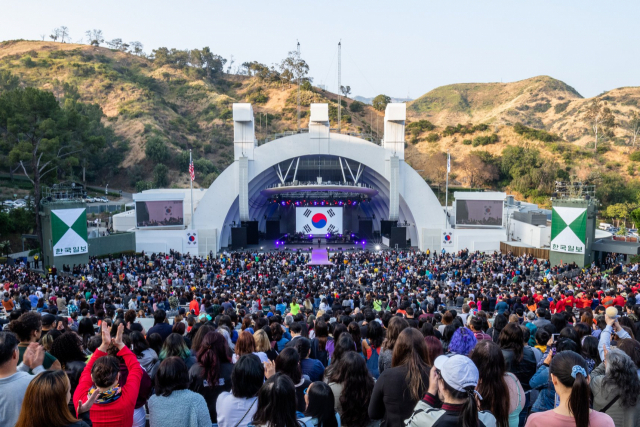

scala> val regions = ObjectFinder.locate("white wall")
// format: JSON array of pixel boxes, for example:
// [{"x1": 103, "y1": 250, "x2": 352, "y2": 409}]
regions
[
  {"x1": 113, "y1": 210, "x2": 135, "y2": 232},
  {"x1": 510, "y1": 220, "x2": 550, "y2": 248},
  {"x1": 453, "y1": 228, "x2": 507, "y2": 253},
  {"x1": 135, "y1": 229, "x2": 188, "y2": 255}
]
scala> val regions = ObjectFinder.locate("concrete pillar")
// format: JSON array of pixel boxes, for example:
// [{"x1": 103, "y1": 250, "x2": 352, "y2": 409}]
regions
[
  {"x1": 383, "y1": 103, "x2": 406, "y2": 160},
  {"x1": 238, "y1": 156, "x2": 249, "y2": 221},
  {"x1": 233, "y1": 103, "x2": 256, "y2": 160},
  {"x1": 389, "y1": 155, "x2": 399, "y2": 221},
  {"x1": 309, "y1": 103, "x2": 330, "y2": 154}
]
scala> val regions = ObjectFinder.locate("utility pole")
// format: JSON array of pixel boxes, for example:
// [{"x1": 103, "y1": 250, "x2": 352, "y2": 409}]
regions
[
  {"x1": 337, "y1": 41, "x2": 342, "y2": 133},
  {"x1": 297, "y1": 40, "x2": 300, "y2": 132}
]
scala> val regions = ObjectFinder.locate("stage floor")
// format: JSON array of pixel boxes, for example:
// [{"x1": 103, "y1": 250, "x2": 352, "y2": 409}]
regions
[
  {"x1": 308, "y1": 249, "x2": 335, "y2": 265},
  {"x1": 222, "y1": 238, "x2": 384, "y2": 253}
]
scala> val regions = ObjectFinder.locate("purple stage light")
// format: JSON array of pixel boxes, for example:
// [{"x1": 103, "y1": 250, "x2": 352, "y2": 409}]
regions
[
  {"x1": 352, "y1": 201, "x2": 357, "y2": 206},
  {"x1": 351, "y1": 234, "x2": 354, "y2": 237},
  {"x1": 362, "y1": 241, "x2": 366, "y2": 245},
  {"x1": 338, "y1": 201, "x2": 343, "y2": 206},
  {"x1": 281, "y1": 201, "x2": 286, "y2": 206}
]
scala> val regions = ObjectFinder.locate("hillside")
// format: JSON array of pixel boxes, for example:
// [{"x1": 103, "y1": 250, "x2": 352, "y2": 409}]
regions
[
  {"x1": 3, "y1": 40, "x2": 640, "y2": 211},
  {"x1": 0, "y1": 40, "x2": 383, "y2": 192}
]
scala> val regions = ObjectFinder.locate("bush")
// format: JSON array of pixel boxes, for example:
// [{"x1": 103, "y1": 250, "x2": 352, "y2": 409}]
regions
[
  {"x1": 629, "y1": 151, "x2": 640, "y2": 162},
  {"x1": 472, "y1": 134, "x2": 499, "y2": 147},
  {"x1": 153, "y1": 164, "x2": 169, "y2": 187},
  {"x1": 202, "y1": 172, "x2": 219, "y2": 187},
  {"x1": 135, "y1": 181, "x2": 151, "y2": 192},
  {"x1": 462, "y1": 139, "x2": 472, "y2": 145},
  {"x1": 145, "y1": 136, "x2": 170, "y2": 163},
  {"x1": 194, "y1": 158, "x2": 217, "y2": 176},
  {"x1": 513, "y1": 122, "x2": 560, "y2": 142},
  {"x1": 425, "y1": 133, "x2": 440, "y2": 143},
  {"x1": 301, "y1": 80, "x2": 313, "y2": 91},
  {"x1": 554, "y1": 101, "x2": 570, "y2": 114},
  {"x1": 349, "y1": 101, "x2": 365, "y2": 113}
]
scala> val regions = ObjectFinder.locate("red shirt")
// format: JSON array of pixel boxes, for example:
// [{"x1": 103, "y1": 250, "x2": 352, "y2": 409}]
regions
[
  {"x1": 74, "y1": 347, "x2": 143, "y2": 427},
  {"x1": 613, "y1": 295, "x2": 626, "y2": 307},
  {"x1": 555, "y1": 299, "x2": 565, "y2": 314},
  {"x1": 564, "y1": 296, "x2": 575, "y2": 308}
]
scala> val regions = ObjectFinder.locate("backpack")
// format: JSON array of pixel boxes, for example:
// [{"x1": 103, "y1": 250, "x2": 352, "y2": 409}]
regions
[{"x1": 363, "y1": 339, "x2": 380, "y2": 379}]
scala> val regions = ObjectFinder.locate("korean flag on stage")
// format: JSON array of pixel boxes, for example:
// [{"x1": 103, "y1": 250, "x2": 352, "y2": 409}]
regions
[{"x1": 296, "y1": 207, "x2": 343, "y2": 235}]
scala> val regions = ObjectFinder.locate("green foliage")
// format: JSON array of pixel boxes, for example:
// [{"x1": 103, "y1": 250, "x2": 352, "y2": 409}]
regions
[
  {"x1": 145, "y1": 136, "x2": 169, "y2": 163},
  {"x1": 21, "y1": 56, "x2": 36, "y2": 68},
  {"x1": 202, "y1": 172, "x2": 219, "y2": 187},
  {"x1": 630, "y1": 208, "x2": 640, "y2": 229},
  {"x1": 532, "y1": 102, "x2": 551, "y2": 113},
  {"x1": 628, "y1": 164, "x2": 636, "y2": 176},
  {"x1": 153, "y1": 163, "x2": 169, "y2": 187},
  {"x1": 349, "y1": 101, "x2": 365, "y2": 113},
  {"x1": 513, "y1": 122, "x2": 560, "y2": 142},
  {"x1": 554, "y1": 101, "x2": 570, "y2": 114},
  {"x1": 462, "y1": 139, "x2": 472, "y2": 145},
  {"x1": 472, "y1": 134, "x2": 499, "y2": 147},
  {"x1": 442, "y1": 123, "x2": 487, "y2": 136},
  {"x1": 372, "y1": 94, "x2": 391, "y2": 112},
  {"x1": 0, "y1": 207, "x2": 34, "y2": 237},
  {"x1": 135, "y1": 180, "x2": 152, "y2": 192},
  {"x1": 630, "y1": 151, "x2": 640, "y2": 162},
  {"x1": 500, "y1": 146, "x2": 558, "y2": 196},
  {"x1": 0, "y1": 70, "x2": 19, "y2": 93},
  {"x1": 152, "y1": 47, "x2": 226, "y2": 80},
  {"x1": 406, "y1": 120, "x2": 435, "y2": 133},
  {"x1": 425, "y1": 133, "x2": 440, "y2": 143},
  {"x1": 596, "y1": 173, "x2": 640, "y2": 206},
  {"x1": 194, "y1": 158, "x2": 216, "y2": 176},
  {"x1": 301, "y1": 80, "x2": 312, "y2": 91}
]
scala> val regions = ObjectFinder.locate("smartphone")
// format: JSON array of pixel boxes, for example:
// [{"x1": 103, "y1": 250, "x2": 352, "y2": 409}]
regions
[{"x1": 551, "y1": 333, "x2": 560, "y2": 355}]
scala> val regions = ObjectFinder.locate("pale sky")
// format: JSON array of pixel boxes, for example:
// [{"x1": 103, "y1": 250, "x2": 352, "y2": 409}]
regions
[{"x1": 1, "y1": 0, "x2": 638, "y2": 99}]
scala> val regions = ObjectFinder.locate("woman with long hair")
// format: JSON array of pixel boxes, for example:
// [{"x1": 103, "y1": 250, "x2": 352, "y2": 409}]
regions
[
  {"x1": 424, "y1": 336, "x2": 444, "y2": 365},
  {"x1": 129, "y1": 331, "x2": 158, "y2": 372},
  {"x1": 216, "y1": 354, "x2": 264, "y2": 427},
  {"x1": 15, "y1": 370, "x2": 95, "y2": 427},
  {"x1": 251, "y1": 373, "x2": 312, "y2": 427},
  {"x1": 525, "y1": 351, "x2": 614, "y2": 427},
  {"x1": 487, "y1": 313, "x2": 508, "y2": 343},
  {"x1": 590, "y1": 348, "x2": 640, "y2": 426},
  {"x1": 470, "y1": 340, "x2": 524, "y2": 427},
  {"x1": 300, "y1": 381, "x2": 340, "y2": 427},
  {"x1": 369, "y1": 328, "x2": 431, "y2": 427},
  {"x1": 233, "y1": 330, "x2": 257, "y2": 363},
  {"x1": 77, "y1": 318, "x2": 95, "y2": 349},
  {"x1": 9, "y1": 311, "x2": 61, "y2": 370},
  {"x1": 326, "y1": 351, "x2": 375, "y2": 427},
  {"x1": 148, "y1": 357, "x2": 212, "y2": 427},
  {"x1": 150, "y1": 333, "x2": 196, "y2": 378},
  {"x1": 499, "y1": 322, "x2": 536, "y2": 395},
  {"x1": 188, "y1": 331, "x2": 233, "y2": 424},
  {"x1": 379, "y1": 316, "x2": 409, "y2": 374},
  {"x1": 312, "y1": 319, "x2": 331, "y2": 367},
  {"x1": 276, "y1": 347, "x2": 311, "y2": 413},
  {"x1": 361, "y1": 319, "x2": 384, "y2": 379}
]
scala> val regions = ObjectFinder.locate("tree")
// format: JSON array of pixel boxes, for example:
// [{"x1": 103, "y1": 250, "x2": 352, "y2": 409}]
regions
[
  {"x1": 460, "y1": 152, "x2": 499, "y2": 188},
  {"x1": 85, "y1": 29, "x2": 104, "y2": 46},
  {"x1": 153, "y1": 163, "x2": 169, "y2": 187},
  {"x1": 106, "y1": 38, "x2": 123, "y2": 50},
  {"x1": 340, "y1": 85, "x2": 351, "y2": 98},
  {"x1": 630, "y1": 208, "x2": 640, "y2": 229},
  {"x1": 0, "y1": 88, "x2": 103, "y2": 247},
  {"x1": 0, "y1": 70, "x2": 19, "y2": 93},
  {"x1": 49, "y1": 28, "x2": 61, "y2": 42},
  {"x1": 130, "y1": 41, "x2": 144, "y2": 56},
  {"x1": 349, "y1": 100, "x2": 365, "y2": 113},
  {"x1": 59, "y1": 27, "x2": 70, "y2": 43},
  {"x1": 625, "y1": 111, "x2": 640, "y2": 147},
  {"x1": 372, "y1": 94, "x2": 391, "y2": 112},
  {"x1": 145, "y1": 136, "x2": 169, "y2": 163},
  {"x1": 279, "y1": 50, "x2": 309, "y2": 87},
  {"x1": 584, "y1": 98, "x2": 615, "y2": 151}
]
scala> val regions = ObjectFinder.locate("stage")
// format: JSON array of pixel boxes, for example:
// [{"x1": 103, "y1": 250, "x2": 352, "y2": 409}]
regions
[{"x1": 220, "y1": 237, "x2": 386, "y2": 253}]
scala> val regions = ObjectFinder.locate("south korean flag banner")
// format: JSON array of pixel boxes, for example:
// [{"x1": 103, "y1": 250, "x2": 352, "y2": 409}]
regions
[
  {"x1": 296, "y1": 207, "x2": 343, "y2": 235},
  {"x1": 442, "y1": 231, "x2": 454, "y2": 246},
  {"x1": 185, "y1": 231, "x2": 198, "y2": 247}
]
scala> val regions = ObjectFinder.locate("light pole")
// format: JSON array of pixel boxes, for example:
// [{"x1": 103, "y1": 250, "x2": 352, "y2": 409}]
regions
[{"x1": 105, "y1": 184, "x2": 109, "y2": 195}]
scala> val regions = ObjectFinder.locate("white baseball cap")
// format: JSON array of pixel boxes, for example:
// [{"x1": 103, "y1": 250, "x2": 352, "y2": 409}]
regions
[{"x1": 434, "y1": 354, "x2": 481, "y2": 397}]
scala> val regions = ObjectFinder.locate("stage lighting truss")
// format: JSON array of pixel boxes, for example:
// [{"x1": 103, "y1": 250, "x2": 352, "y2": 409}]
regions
[{"x1": 270, "y1": 192, "x2": 370, "y2": 207}]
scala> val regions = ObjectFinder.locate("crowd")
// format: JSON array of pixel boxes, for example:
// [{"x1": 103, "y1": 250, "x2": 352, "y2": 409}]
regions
[{"x1": 0, "y1": 247, "x2": 640, "y2": 427}]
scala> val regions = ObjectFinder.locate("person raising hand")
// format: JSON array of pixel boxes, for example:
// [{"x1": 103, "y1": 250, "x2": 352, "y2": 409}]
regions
[{"x1": 73, "y1": 322, "x2": 143, "y2": 427}]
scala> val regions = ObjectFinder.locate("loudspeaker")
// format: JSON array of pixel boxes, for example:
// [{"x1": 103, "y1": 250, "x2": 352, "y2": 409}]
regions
[
  {"x1": 390, "y1": 227, "x2": 406, "y2": 248},
  {"x1": 380, "y1": 220, "x2": 395, "y2": 236},
  {"x1": 242, "y1": 221, "x2": 259, "y2": 245},
  {"x1": 231, "y1": 227, "x2": 247, "y2": 250},
  {"x1": 359, "y1": 220, "x2": 373, "y2": 238},
  {"x1": 266, "y1": 220, "x2": 280, "y2": 239}
]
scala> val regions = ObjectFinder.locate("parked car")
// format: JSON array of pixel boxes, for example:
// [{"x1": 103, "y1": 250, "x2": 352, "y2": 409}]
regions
[
  {"x1": 84, "y1": 197, "x2": 95, "y2": 203},
  {"x1": 3, "y1": 200, "x2": 15, "y2": 207}
]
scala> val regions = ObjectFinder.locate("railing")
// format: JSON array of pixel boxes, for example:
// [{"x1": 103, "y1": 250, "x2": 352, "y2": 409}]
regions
[
  {"x1": 266, "y1": 181, "x2": 374, "y2": 189},
  {"x1": 258, "y1": 130, "x2": 381, "y2": 146}
]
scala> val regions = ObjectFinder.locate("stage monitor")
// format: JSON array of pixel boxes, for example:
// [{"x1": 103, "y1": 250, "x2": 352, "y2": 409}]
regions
[
  {"x1": 135, "y1": 200, "x2": 184, "y2": 227},
  {"x1": 296, "y1": 207, "x2": 343, "y2": 235},
  {"x1": 455, "y1": 199, "x2": 503, "y2": 227}
]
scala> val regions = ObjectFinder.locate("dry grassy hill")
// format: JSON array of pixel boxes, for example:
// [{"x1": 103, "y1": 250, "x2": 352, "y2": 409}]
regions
[{"x1": 0, "y1": 40, "x2": 383, "y2": 190}]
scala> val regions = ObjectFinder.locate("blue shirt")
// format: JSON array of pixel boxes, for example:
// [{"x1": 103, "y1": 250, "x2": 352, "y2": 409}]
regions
[
  {"x1": 301, "y1": 358, "x2": 325, "y2": 382},
  {"x1": 496, "y1": 301, "x2": 509, "y2": 315}
]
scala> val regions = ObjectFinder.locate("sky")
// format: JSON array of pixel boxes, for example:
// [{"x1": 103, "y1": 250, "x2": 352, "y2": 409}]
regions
[{"x1": 1, "y1": 0, "x2": 639, "y2": 99}]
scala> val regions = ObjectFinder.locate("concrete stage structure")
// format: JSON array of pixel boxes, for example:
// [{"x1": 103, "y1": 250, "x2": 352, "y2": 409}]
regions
[{"x1": 131, "y1": 102, "x2": 451, "y2": 254}]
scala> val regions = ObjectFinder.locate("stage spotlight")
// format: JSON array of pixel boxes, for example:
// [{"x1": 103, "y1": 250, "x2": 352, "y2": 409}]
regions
[
  {"x1": 375, "y1": 245, "x2": 381, "y2": 250},
  {"x1": 281, "y1": 201, "x2": 286, "y2": 206},
  {"x1": 362, "y1": 241, "x2": 366, "y2": 245}
]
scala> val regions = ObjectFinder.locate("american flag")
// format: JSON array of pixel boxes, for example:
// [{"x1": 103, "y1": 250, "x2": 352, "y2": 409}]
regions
[{"x1": 189, "y1": 160, "x2": 195, "y2": 181}]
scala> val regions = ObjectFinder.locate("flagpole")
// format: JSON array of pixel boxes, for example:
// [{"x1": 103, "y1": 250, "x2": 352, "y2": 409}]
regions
[
  {"x1": 445, "y1": 151, "x2": 450, "y2": 229},
  {"x1": 190, "y1": 149, "x2": 194, "y2": 230}
]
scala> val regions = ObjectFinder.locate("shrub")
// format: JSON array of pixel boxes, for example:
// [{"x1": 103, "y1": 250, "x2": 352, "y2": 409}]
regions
[
  {"x1": 513, "y1": 122, "x2": 560, "y2": 142},
  {"x1": 554, "y1": 101, "x2": 570, "y2": 114},
  {"x1": 145, "y1": 136, "x2": 169, "y2": 163},
  {"x1": 462, "y1": 139, "x2": 472, "y2": 145},
  {"x1": 532, "y1": 102, "x2": 551, "y2": 113},
  {"x1": 349, "y1": 101, "x2": 365, "y2": 113},
  {"x1": 630, "y1": 151, "x2": 640, "y2": 162},
  {"x1": 472, "y1": 134, "x2": 499, "y2": 147},
  {"x1": 301, "y1": 80, "x2": 312, "y2": 91},
  {"x1": 153, "y1": 164, "x2": 169, "y2": 187},
  {"x1": 628, "y1": 164, "x2": 636, "y2": 176},
  {"x1": 425, "y1": 133, "x2": 440, "y2": 143}
]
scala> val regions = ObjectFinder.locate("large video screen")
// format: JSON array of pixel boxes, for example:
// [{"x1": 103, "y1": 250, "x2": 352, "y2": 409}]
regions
[
  {"x1": 296, "y1": 207, "x2": 343, "y2": 234},
  {"x1": 456, "y1": 200, "x2": 503, "y2": 227},
  {"x1": 136, "y1": 200, "x2": 184, "y2": 227}
]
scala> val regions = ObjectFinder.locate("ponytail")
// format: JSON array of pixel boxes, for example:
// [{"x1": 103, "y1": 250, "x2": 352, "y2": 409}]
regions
[
  {"x1": 442, "y1": 381, "x2": 478, "y2": 427},
  {"x1": 549, "y1": 351, "x2": 591, "y2": 427}
]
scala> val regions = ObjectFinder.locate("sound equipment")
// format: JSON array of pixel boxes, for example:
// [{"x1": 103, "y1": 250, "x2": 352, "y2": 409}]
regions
[
  {"x1": 242, "y1": 221, "x2": 259, "y2": 245},
  {"x1": 231, "y1": 227, "x2": 247, "y2": 249},
  {"x1": 390, "y1": 227, "x2": 407, "y2": 248}
]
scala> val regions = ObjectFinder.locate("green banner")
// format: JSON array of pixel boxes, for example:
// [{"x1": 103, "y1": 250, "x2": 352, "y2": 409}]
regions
[
  {"x1": 550, "y1": 207, "x2": 586, "y2": 254},
  {"x1": 52, "y1": 208, "x2": 88, "y2": 257}
]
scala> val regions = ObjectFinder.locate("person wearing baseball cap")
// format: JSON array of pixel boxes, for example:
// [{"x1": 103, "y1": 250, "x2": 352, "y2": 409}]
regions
[{"x1": 405, "y1": 354, "x2": 497, "y2": 427}]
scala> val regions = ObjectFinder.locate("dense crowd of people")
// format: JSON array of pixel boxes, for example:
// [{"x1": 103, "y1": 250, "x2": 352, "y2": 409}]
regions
[{"x1": 1, "y1": 247, "x2": 640, "y2": 427}]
